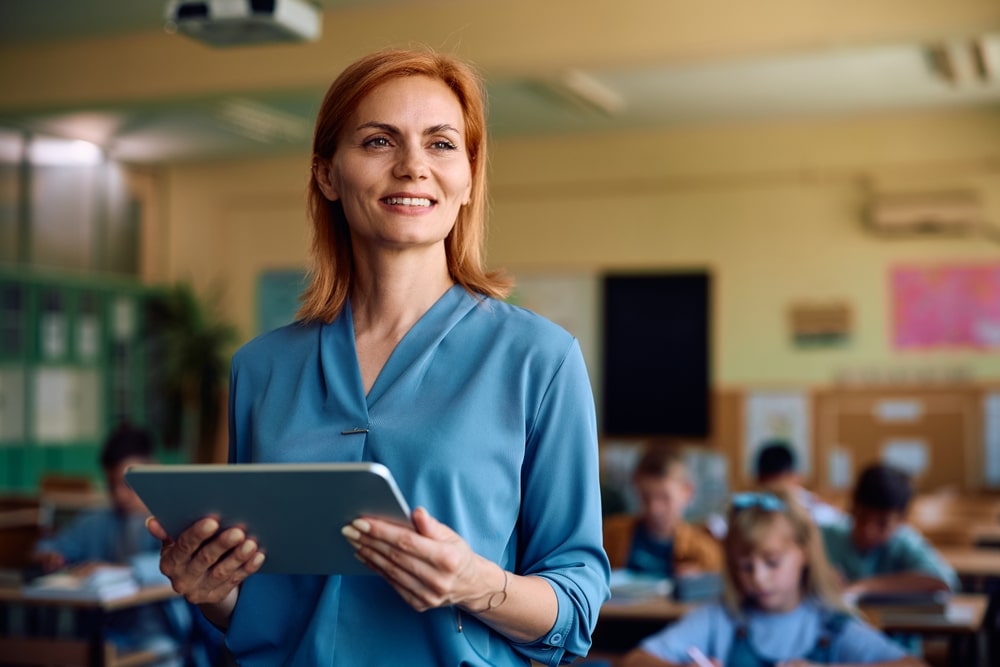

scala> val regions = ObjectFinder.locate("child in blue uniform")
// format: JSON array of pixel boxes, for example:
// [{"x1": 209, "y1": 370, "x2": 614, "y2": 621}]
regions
[
  {"x1": 618, "y1": 491, "x2": 924, "y2": 667},
  {"x1": 33, "y1": 425, "x2": 222, "y2": 666}
]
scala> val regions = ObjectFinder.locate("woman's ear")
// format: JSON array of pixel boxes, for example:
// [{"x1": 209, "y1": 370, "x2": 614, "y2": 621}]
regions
[{"x1": 313, "y1": 157, "x2": 339, "y2": 201}]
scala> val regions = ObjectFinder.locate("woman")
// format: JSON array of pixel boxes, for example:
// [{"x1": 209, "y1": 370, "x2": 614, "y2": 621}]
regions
[{"x1": 148, "y1": 48, "x2": 610, "y2": 666}]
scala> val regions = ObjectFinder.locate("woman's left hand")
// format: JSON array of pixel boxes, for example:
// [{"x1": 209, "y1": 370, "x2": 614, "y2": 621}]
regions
[{"x1": 342, "y1": 506, "x2": 503, "y2": 612}]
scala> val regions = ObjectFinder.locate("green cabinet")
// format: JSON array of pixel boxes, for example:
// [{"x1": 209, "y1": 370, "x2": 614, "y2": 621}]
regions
[{"x1": 0, "y1": 270, "x2": 152, "y2": 492}]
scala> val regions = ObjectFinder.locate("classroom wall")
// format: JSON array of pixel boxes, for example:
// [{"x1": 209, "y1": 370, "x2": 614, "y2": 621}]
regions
[{"x1": 157, "y1": 106, "x2": 1000, "y2": 386}]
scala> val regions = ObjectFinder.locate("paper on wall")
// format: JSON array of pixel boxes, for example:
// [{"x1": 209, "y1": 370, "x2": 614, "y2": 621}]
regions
[
  {"x1": 744, "y1": 390, "x2": 810, "y2": 479},
  {"x1": 880, "y1": 439, "x2": 929, "y2": 478},
  {"x1": 985, "y1": 393, "x2": 1000, "y2": 486}
]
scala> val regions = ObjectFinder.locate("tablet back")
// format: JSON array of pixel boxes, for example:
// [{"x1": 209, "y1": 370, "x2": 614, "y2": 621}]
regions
[{"x1": 125, "y1": 462, "x2": 412, "y2": 575}]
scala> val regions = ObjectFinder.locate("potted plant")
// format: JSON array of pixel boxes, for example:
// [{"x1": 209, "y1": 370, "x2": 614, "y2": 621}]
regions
[{"x1": 146, "y1": 282, "x2": 238, "y2": 463}]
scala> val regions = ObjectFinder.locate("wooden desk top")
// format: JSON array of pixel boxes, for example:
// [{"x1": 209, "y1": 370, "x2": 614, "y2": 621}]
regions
[
  {"x1": 0, "y1": 583, "x2": 178, "y2": 611},
  {"x1": 939, "y1": 546, "x2": 1000, "y2": 577},
  {"x1": 598, "y1": 593, "x2": 988, "y2": 635}
]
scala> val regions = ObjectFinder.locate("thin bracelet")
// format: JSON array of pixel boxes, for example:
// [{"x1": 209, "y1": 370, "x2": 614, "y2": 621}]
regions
[{"x1": 468, "y1": 567, "x2": 509, "y2": 614}]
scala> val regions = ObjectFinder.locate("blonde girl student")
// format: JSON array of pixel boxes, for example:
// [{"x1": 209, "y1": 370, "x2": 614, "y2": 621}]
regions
[{"x1": 619, "y1": 491, "x2": 925, "y2": 667}]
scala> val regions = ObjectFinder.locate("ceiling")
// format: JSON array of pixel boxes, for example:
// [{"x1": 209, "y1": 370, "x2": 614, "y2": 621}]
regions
[{"x1": 2, "y1": 1, "x2": 999, "y2": 164}]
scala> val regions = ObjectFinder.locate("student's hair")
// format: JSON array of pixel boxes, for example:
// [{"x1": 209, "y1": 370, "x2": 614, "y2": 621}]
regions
[
  {"x1": 754, "y1": 440, "x2": 797, "y2": 481},
  {"x1": 299, "y1": 47, "x2": 512, "y2": 323},
  {"x1": 852, "y1": 464, "x2": 912, "y2": 513},
  {"x1": 632, "y1": 445, "x2": 687, "y2": 480},
  {"x1": 100, "y1": 424, "x2": 154, "y2": 470},
  {"x1": 722, "y1": 489, "x2": 846, "y2": 616}
]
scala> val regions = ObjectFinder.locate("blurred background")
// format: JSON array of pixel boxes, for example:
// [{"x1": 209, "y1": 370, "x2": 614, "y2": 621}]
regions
[{"x1": 1, "y1": 0, "x2": 999, "y2": 513}]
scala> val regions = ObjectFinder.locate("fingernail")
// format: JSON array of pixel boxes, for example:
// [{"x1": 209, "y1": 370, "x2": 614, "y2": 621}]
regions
[
  {"x1": 252, "y1": 553, "x2": 265, "y2": 567},
  {"x1": 239, "y1": 541, "x2": 255, "y2": 556},
  {"x1": 341, "y1": 525, "x2": 361, "y2": 541},
  {"x1": 352, "y1": 518, "x2": 371, "y2": 534},
  {"x1": 144, "y1": 516, "x2": 153, "y2": 529}
]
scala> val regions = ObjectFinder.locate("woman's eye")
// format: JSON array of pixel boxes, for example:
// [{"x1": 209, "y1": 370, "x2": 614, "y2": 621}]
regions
[
  {"x1": 430, "y1": 139, "x2": 458, "y2": 151},
  {"x1": 363, "y1": 136, "x2": 392, "y2": 148}
]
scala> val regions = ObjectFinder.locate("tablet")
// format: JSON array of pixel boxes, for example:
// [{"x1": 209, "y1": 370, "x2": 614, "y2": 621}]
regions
[{"x1": 125, "y1": 462, "x2": 412, "y2": 576}]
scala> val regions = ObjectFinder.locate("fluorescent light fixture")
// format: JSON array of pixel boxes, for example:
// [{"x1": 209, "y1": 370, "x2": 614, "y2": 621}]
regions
[
  {"x1": 548, "y1": 69, "x2": 627, "y2": 115},
  {"x1": 29, "y1": 138, "x2": 103, "y2": 165}
]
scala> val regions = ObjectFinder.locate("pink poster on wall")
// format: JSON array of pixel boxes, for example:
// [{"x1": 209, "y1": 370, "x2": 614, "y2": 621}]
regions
[{"x1": 892, "y1": 263, "x2": 1000, "y2": 349}]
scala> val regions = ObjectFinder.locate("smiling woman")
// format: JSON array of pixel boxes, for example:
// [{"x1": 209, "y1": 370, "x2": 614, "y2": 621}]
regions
[{"x1": 144, "y1": 47, "x2": 611, "y2": 667}]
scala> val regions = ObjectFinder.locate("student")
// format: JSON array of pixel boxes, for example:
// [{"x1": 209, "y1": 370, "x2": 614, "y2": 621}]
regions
[
  {"x1": 32, "y1": 425, "x2": 203, "y2": 666},
  {"x1": 619, "y1": 490, "x2": 924, "y2": 667},
  {"x1": 604, "y1": 446, "x2": 722, "y2": 577},
  {"x1": 755, "y1": 440, "x2": 844, "y2": 528},
  {"x1": 146, "y1": 47, "x2": 609, "y2": 666},
  {"x1": 820, "y1": 464, "x2": 959, "y2": 598}
]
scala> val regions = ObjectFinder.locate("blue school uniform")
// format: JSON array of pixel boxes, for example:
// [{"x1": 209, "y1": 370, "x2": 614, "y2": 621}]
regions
[
  {"x1": 224, "y1": 285, "x2": 611, "y2": 666},
  {"x1": 638, "y1": 598, "x2": 908, "y2": 666}
]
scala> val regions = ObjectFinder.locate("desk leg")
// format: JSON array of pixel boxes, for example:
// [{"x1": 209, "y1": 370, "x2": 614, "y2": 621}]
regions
[{"x1": 89, "y1": 609, "x2": 106, "y2": 667}]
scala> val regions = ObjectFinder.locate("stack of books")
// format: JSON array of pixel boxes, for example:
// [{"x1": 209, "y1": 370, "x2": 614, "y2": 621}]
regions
[
  {"x1": 23, "y1": 565, "x2": 139, "y2": 602},
  {"x1": 673, "y1": 572, "x2": 723, "y2": 602},
  {"x1": 608, "y1": 569, "x2": 674, "y2": 601},
  {"x1": 854, "y1": 590, "x2": 950, "y2": 615}
]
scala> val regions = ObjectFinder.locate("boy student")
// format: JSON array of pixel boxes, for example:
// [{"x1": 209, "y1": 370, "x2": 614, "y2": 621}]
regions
[
  {"x1": 755, "y1": 439, "x2": 845, "y2": 528},
  {"x1": 820, "y1": 463, "x2": 959, "y2": 598},
  {"x1": 603, "y1": 446, "x2": 722, "y2": 577},
  {"x1": 33, "y1": 424, "x2": 219, "y2": 666}
]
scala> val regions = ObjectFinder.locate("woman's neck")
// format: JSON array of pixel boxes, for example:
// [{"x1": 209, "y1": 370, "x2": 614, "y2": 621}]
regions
[{"x1": 351, "y1": 249, "x2": 455, "y2": 341}]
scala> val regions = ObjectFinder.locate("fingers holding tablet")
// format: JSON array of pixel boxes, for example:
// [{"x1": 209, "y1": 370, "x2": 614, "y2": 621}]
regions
[{"x1": 150, "y1": 515, "x2": 266, "y2": 605}]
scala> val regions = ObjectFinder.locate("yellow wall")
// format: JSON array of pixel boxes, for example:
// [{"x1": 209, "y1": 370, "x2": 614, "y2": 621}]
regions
[{"x1": 158, "y1": 107, "x2": 1000, "y2": 385}]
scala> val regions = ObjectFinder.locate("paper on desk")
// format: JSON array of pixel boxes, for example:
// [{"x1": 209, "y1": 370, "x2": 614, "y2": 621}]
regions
[
  {"x1": 23, "y1": 565, "x2": 139, "y2": 602},
  {"x1": 945, "y1": 603, "x2": 974, "y2": 623}
]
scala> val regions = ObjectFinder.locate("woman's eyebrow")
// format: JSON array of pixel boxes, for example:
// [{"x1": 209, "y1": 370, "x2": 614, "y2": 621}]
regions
[
  {"x1": 425, "y1": 123, "x2": 460, "y2": 136},
  {"x1": 355, "y1": 121, "x2": 399, "y2": 134}
]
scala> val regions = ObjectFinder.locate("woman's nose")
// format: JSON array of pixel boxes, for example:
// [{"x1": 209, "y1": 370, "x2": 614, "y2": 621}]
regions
[{"x1": 394, "y1": 144, "x2": 429, "y2": 180}]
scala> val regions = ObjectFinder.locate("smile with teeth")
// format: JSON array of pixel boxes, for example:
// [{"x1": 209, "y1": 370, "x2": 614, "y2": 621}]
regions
[{"x1": 384, "y1": 196, "x2": 433, "y2": 207}]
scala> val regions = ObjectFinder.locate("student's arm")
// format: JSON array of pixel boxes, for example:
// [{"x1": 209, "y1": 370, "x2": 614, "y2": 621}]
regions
[
  {"x1": 814, "y1": 615, "x2": 930, "y2": 667},
  {"x1": 31, "y1": 511, "x2": 103, "y2": 571},
  {"x1": 847, "y1": 526, "x2": 959, "y2": 594},
  {"x1": 675, "y1": 523, "x2": 724, "y2": 574}
]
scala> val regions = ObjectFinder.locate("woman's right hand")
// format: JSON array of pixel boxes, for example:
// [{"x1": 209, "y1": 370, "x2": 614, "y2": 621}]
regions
[{"x1": 146, "y1": 516, "x2": 265, "y2": 624}]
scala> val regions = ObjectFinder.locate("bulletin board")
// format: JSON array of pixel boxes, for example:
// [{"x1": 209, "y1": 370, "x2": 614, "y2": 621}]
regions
[{"x1": 813, "y1": 385, "x2": 983, "y2": 493}]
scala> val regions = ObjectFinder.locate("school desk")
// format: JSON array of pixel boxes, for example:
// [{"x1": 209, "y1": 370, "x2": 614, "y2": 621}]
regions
[
  {"x1": 939, "y1": 546, "x2": 1000, "y2": 581},
  {"x1": 0, "y1": 582, "x2": 179, "y2": 667}
]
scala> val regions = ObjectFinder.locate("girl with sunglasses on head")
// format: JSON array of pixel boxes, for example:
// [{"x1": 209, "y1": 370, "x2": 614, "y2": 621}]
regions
[{"x1": 618, "y1": 490, "x2": 924, "y2": 667}]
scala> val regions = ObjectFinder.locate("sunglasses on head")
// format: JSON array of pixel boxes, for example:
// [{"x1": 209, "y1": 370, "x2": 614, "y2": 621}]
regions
[{"x1": 730, "y1": 492, "x2": 786, "y2": 512}]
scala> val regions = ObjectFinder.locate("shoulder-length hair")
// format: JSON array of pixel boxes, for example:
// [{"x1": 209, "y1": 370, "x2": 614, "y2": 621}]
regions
[
  {"x1": 721, "y1": 489, "x2": 847, "y2": 616},
  {"x1": 298, "y1": 47, "x2": 512, "y2": 323}
]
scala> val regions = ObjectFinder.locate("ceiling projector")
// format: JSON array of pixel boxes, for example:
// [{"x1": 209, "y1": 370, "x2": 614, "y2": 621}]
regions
[{"x1": 165, "y1": 0, "x2": 322, "y2": 47}]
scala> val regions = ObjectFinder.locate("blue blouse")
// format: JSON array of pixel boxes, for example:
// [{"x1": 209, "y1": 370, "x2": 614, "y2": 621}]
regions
[{"x1": 225, "y1": 286, "x2": 611, "y2": 666}]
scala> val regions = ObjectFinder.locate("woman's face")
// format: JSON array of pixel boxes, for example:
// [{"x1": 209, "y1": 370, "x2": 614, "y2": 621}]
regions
[{"x1": 317, "y1": 75, "x2": 473, "y2": 255}]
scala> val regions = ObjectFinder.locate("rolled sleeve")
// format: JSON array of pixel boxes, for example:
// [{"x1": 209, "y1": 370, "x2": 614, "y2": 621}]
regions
[{"x1": 511, "y1": 339, "x2": 611, "y2": 664}]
